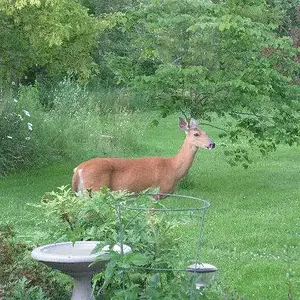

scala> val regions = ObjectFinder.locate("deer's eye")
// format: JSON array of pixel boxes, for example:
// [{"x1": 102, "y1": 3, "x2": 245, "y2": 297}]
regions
[{"x1": 194, "y1": 133, "x2": 200, "y2": 137}]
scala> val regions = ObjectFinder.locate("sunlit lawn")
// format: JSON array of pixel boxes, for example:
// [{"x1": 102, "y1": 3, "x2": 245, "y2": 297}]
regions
[{"x1": 0, "y1": 115, "x2": 299, "y2": 299}]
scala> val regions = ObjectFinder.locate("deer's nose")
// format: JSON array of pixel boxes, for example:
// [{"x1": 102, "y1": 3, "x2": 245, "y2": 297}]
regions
[{"x1": 209, "y1": 142, "x2": 215, "y2": 149}]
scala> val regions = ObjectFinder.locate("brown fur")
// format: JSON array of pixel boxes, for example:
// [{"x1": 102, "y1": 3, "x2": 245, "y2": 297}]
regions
[{"x1": 73, "y1": 157, "x2": 177, "y2": 194}]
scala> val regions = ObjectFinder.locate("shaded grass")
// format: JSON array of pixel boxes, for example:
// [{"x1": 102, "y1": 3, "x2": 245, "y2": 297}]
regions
[{"x1": 0, "y1": 114, "x2": 299, "y2": 299}]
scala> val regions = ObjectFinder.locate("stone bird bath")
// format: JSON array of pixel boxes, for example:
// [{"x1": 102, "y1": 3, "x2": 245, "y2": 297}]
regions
[{"x1": 32, "y1": 241, "x2": 132, "y2": 300}]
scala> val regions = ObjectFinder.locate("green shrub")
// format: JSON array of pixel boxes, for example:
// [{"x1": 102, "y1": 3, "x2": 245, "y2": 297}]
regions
[
  {"x1": 52, "y1": 79, "x2": 90, "y2": 117},
  {"x1": 0, "y1": 223, "x2": 71, "y2": 300},
  {"x1": 32, "y1": 187, "x2": 236, "y2": 299},
  {"x1": 0, "y1": 95, "x2": 35, "y2": 175},
  {"x1": 0, "y1": 84, "x2": 72, "y2": 175},
  {"x1": 8, "y1": 277, "x2": 48, "y2": 300},
  {"x1": 0, "y1": 80, "x2": 151, "y2": 175}
]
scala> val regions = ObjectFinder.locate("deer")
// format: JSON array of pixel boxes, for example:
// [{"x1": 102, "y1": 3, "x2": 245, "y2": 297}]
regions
[{"x1": 72, "y1": 118, "x2": 215, "y2": 199}]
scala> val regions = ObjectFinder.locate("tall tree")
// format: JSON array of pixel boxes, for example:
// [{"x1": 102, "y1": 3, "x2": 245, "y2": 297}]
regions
[
  {"x1": 103, "y1": 0, "x2": 300, "y2": 165},
  {"x1": 0, "y1": 0, "x2": 100, "y2": 86}
]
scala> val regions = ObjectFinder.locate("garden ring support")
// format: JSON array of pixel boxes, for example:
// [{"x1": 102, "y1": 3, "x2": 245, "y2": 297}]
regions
[{"x1": 115, "y1": 193, "x2": 212, "y2": 299}]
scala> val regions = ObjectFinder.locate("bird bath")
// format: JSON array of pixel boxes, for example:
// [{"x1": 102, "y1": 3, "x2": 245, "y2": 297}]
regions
[{"x1": 31, "y1": 241, "x2": 132, "y2": 300}]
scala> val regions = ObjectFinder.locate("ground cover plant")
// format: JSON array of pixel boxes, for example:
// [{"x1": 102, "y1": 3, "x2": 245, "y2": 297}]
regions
[{"x1": 0, "y1": 113, "x2": 299, "y2": 299}]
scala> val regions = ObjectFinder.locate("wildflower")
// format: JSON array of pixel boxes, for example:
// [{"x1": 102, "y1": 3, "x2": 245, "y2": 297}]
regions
[
  {"x1": 13, "y1": 98, "x2": 18, "y2": 103},
  {"x1": 23, "y1": 109, "x2": 30, "y2": 117},
  {"x1": 7, "y1": 136, "x2": 12, "y2": 139},
  {"x1": 18, "y1": 114, "x2": 24, "y2": 121},
  {"x1": 25, "y1": 137, "x2": 31, "y2": 141},
  {"x1": 27, "y1": 122, "x2": 33, "y2": 131}
]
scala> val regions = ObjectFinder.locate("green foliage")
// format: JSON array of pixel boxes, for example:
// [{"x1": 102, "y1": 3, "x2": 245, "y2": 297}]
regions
[
  {"x1": 34, "y1": 187, "x2": 181, "y2": 259},
  {"x1": 79, "y1": 0, "x2": 140, "y2": 15},
  {"x1": 0, "y1": 0, "x2": 100, "y2": 84},
  {"x1": 0, "y1": 81, "x2": 152, "y2": 175},
  {"x1": 0, "y1": 94, "x2": 35, "y2": 175},
  {"x1": 102, "y1": 0, "x2": 300, "y2": 165},
  {"x1": 0, "y1": 223, "x2": 70, "y2": 300},
  {"x1": 273, "y1": 0, "x2": 300, "y2": 36},
  {"x1": 8, "y1": 277, "x2": 48, "y2": 300},
  {"x1": 33, "y1": 187, "x2": 217, "y2": 299},
  {"x1": 0, "y1": 83, "x2": 80, "y2": 175}
]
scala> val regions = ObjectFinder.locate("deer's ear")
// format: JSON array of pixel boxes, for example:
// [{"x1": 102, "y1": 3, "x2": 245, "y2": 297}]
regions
[
  {"x1": 179, "y1": 118, "x2": 189, "y2": 132},
  {"x1": 189, "y1": 118, "x2": 199, "y2": 129}
]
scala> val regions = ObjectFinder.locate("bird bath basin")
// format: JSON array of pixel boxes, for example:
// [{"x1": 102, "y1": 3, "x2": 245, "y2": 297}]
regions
[{"x1": 31, "y1": 241, "x2": 132, "y2": 300}]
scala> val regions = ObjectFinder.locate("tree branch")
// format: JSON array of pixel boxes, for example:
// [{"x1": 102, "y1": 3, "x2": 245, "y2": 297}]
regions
[
  {"x1": 201, "y1": 123, "x2": 229, "y2": 132},
  {"x1": 230, "y1": 111, "x2": 265, "y2": 118}
]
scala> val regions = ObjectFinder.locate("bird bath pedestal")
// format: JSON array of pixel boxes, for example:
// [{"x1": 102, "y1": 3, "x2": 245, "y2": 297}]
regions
[{"x1": 31, "y1": 241, "x2": 131, "y2": 300}]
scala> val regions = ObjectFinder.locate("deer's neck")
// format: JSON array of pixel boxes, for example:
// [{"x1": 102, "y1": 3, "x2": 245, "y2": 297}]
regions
[{"x1": 173, "y1": 138, "x2": 198, "y2": 180}]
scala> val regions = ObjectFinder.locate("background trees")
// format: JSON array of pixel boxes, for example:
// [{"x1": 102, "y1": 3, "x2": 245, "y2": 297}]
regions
[
  {"x1": 0, "y1": 0, "x2": 299, "y2": 169},
  {"x1": 101, "y1": 0, "x2": 300, "y2": 163},
  {"x1": 0, "y1": 0, "x2": 99, "y2": 86}
]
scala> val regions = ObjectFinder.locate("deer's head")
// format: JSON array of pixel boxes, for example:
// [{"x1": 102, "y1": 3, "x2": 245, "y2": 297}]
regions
[{"x1": 179, "y1": 118, "x2": 215, "y2": 150}]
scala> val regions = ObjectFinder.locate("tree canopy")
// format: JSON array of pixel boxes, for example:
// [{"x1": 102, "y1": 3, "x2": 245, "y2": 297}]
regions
[
  {"x1": 0, "y1": 0, "x2": 100, "y2": 84},
  {"x1": 100, "y1": 0, "x2": 300, "y2": 165}
]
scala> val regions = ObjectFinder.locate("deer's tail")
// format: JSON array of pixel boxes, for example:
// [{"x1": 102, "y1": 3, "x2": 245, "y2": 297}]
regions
[{"x1": 72, "y1": 167, "x2": 84, "y2": 195}]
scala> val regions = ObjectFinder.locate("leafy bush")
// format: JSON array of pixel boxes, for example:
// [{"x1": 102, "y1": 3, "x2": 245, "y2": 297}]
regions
[
  {"x1": 0, "y1": 80, "x2": 150, "y2": 175},
  {"x1": 8, "y1": 277, "x2": 48, "y2": 300},
  {"x1": 30, "y1": 187, "x2": 250, "y2": 299},
  {"x1": 33, "y1": 187, "x2": 211, "y2": 299},
  {"x1": 0, "y1": 84, "x2": 72, "y2": 175},
  {"x1": 0, "y1": 0, "x2": 99, "y2": 84},
  {"x1": 0, "y1": 223, "x2": 71, "y2": 300},
  {"x1": 35, "y1": 187, "x2": 182, "y2": 259},
  {"x1": 0, "y1": 95, "x2": 34, "y2": 175}
]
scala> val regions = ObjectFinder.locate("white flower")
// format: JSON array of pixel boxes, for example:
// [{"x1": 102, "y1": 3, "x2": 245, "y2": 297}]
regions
[
  {"x1": 13, "y1": 98, "x2": 18, "y2": 103},
  {"x1": 7, "y1": 136, "x2": 13, "y2": 139},
  {"x1": 27, "y1": 122, "x2": 33, "y2": 131},
  {"x1": 18, "y1": 114, "x2": 24, "y2": 121},
  {"x1": 23, "y1": 109, "x2": 31, "y2": 117},
  {"x1": 25, "y1": 137, "x2": 31, "y2": 141}
]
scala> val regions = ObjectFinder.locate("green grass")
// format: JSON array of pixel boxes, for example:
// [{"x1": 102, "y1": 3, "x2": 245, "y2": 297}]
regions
[
  {"x1": 0, "y1": 163, "x2": 74, "y2": 240},
  {"x1": 0, "y1": 114, "x2": 299, "y2": 299}
]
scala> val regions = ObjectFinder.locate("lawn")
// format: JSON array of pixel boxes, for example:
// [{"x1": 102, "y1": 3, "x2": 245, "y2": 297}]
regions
[{"x1": 0, "y1": 114, "x2": 299, "y2": 299}]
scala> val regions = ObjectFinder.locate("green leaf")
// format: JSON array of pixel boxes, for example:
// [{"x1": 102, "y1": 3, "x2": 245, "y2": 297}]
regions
[{"x1": 127, "y1": 253, "x2": 150, "y2": 266}]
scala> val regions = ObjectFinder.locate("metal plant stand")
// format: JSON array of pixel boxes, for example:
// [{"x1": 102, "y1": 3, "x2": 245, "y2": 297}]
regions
[{"x1": 115, "y1": 193, "x2": 214, "y2": 299}]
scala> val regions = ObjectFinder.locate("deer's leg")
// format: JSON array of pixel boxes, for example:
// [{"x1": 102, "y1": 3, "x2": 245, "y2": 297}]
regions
[
  {"x1": 153, "y1": 184, "x2": 175, "y2": 201},
  {"x1": 153, "y1": 193, "x2": 166, "y2": 201}
]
